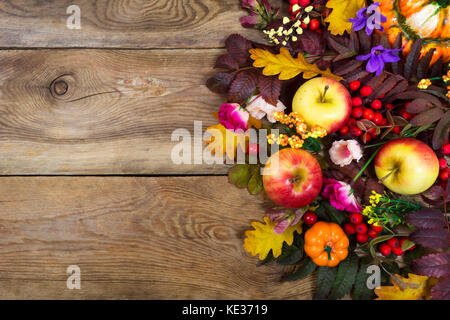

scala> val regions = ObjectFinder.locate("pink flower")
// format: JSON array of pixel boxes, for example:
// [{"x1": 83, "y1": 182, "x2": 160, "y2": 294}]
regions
[
  {"x1": 322, "y1": 179, "x2": 362, "y2": 213},
  {"x1": 329, "y1": 140, "x2": 363, "y2": 167},
  {"x1": 267, "y1": 208, "x2": 302, "y2": 234},
  {"x1": 246, "y1": 96, "x2": 286, "y2": 123},
  {"x1": 241, "y1": 0, "x2": 257, "y2": 10},
  {"x1": 218, "y1": 103, "x2": 249, "y2": 132}
]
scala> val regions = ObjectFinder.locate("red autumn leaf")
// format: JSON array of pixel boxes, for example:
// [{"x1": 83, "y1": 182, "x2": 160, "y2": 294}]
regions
[
  {"x1": 298, "y1": 29, "x2": 325, "y2": 56},
  {"x1": 406, "y1": 99, "x2": 432, "y2": 114},
  {"x1": 446, "y1": 178, "x2": 450, "y2": 197},
  {"x1": 409, "y1": 228, "x2": 450, "y2": 249},
  {"x1": 431, "y1": 276, "x2": 450, "y2": 300},
  {"x1": 214, "y1": 54, "x2": 239, "y2": 70},
  {"x1": 406, "y1": 208, "x2": 447, "y2": 229},
  {"x1": 206, "y1": 72, "x2": 236, "y2": 94},
  {"x1": 225, "y1": 34, "x2": 252, "y2": 64},
  {"x1": 258, "y1": 74, "x2": 281, "y2": 106},
  {"x1": 433, "y1": 110, "x2": 450, "y2": 150},
  {"x1": 227, "y1": 70, "x2": 258, "y2": 104},
  {"x1": 411, "y1": 252, "x2": 450, "y2": 278},
  {"x1": 410, "y1": 108, "x2": 444, "y2": 126}
]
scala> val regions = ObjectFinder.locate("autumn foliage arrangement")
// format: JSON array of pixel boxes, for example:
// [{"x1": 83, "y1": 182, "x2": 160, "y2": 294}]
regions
[{"x1": 205, "y1": 0, "x2": 450, "y2": 300}]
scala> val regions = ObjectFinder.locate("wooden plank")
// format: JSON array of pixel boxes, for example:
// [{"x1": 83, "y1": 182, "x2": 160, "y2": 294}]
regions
[
  {"x1": 0, "y1": 176, "x2": 314, "y2": 299},
  {"x1": 0, "y1": 0, "x2": 273, "y2": 48},
  {"x1": 0, "y1": 49, "x2": 235, "y2": 175}
]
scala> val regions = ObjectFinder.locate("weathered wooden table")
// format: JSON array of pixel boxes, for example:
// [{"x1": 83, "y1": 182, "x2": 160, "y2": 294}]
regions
[{"x1": 0, "y1": 0, "x2": 314, "y2": 299}]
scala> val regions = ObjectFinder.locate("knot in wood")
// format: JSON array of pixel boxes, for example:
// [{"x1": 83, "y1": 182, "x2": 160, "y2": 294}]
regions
[
  {"x1": 50, "y1": 74, "x2": 76, "y2": 100},
  {"x1": 53, "y1": 80, "x2": 68, "y2": 96}
]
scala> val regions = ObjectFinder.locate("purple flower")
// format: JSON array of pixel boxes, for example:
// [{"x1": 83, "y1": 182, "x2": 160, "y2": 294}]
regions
[
  {"x1": 218, "y1": 103, "x2": 249, "y2": 132},
  {"x1": 349, "y1": 2, "x2": 387, "y2": 36},
  {"x1": 240, "y1": 13, "x2": 259, "y2": 28},
  {"x1": 267, "y1": 208, "x2": 303, "y2": 234},
  {"x1": 240, "y1": 0, "x2": 279, "y2": 29},
  {"x1": 357, "y1": 45, "x2": 402, "y2": 76},
  {"x1": 322, "y1": 179, "x2": 362, "y2": 213}
]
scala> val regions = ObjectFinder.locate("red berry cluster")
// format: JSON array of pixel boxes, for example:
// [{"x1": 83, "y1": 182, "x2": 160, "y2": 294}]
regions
[
  {"x1": 340, "y1": 82, "x2": 396, "y2": 143},
  {"x1": 378, "y1": 237, "x2": 415, "y2": 256},
  {"x1": 343, "y1": 213, "x2": 382, "y2": 243},
  {"x1": 288, "y1": 0, "x2": 322, "y2": 32},
  {"x1": 438, "y1": 143, "x2": 450, "y2": 184}
]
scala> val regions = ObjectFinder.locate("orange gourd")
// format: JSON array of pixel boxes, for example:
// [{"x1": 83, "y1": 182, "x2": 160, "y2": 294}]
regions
[
  {"x1": 304, "y1": 221, "x2": 349, "y2": 267},
  {"x1": 379, "y1": 0, "x2": 450, "y2": 65}
]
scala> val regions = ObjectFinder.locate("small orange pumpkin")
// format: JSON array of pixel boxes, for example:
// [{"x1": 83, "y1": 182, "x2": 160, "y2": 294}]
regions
[
  {"x1": 379, "y1": 0, "x2": 450, "y2": 65},
  {"x1": 304, "y1": 221, "x2": 349, "y2": 267}
]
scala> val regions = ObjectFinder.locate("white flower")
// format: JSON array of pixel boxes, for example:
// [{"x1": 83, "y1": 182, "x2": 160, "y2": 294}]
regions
[
  {"x1": 246, "y1": 96, "x2": 286, "y2": 123},
  {"x1": 329, "y1": 140, "x2": 363, "y2": 167}
]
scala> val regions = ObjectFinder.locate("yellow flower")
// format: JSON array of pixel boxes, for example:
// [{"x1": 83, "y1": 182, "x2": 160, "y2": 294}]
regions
[
  {"x1": 325, "y1": 0, "x2": 366, "y2": 35},
  {"x1": 243, "y1": 217, "x2": 303, "y2": 260},
  {"x1": 418, "y1": 78, "x2": 432, "y2": 89},
  {"x1": 362, "y1": 206, "x2": 372, "y2": 216}
]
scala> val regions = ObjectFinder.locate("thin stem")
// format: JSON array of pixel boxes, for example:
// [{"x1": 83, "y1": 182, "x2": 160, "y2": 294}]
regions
[
  {"x1": 353, "y1": 147, "x2": 381, "y2": 182},
  {"x1": 365, "y1": 141, "x2": 389, "y2": 148},
  {"x1": 378, "y1": 168, "x2": 398, "y2": 183},
  {"x1": 231, "y1": 66, "x2": 256, "y2": 74},
  {"x1": 321, "y1": 85, "x2": 330, "y2": 103},
  {"x1": 324, "y1": 245, "x2": 332, "y2": 261}
]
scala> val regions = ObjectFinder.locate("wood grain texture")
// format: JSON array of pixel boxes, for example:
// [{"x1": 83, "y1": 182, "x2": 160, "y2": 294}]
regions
[
  {"x1": 0, "y1": 49, "x2": 234, "y2": 175},
  {"x1": 0, "y1": 0, "x2": 274, "y2": 48},
  {"x1": 0, "y1": 176, "x2": 314, "y2": 299}
]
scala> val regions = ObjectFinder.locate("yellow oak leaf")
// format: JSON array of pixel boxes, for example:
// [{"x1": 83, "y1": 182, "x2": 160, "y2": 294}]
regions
[
  {"x1": 204, "y1": 123, "x2": 248, "y2": 160},
  {"x1": 325, "y1": 0, "x2": 366, "y2": 35},
  {"x1": 243, "y1": 217, "x2": 303, "y2": 260},
  {"x1": 248, "y1": 116, "x2": 262, "y2": 129},
  {"x1": 249, "y1": 47, "x2": 343, "y2": 81},
  {"x1": 374, "y1": 273, "x2": 431, "y2": 300}
]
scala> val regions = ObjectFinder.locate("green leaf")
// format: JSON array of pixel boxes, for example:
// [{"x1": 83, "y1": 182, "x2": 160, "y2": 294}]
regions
[
  {"x1": 353, "y1": 258, "x2": 375, "y2": 300},
  {"x1": 401, "y1": 239, "x2": 415, "y2": 251},
  {"x1": 314, "y1": 267, "x2": 337, "y2": 300},
  {"x1": 247, "y1": 168, "x2": 263, "y2": 195},
  {"x1": 257, "y1": 250, "x2": 275, "y2": 266},
  {"x1": 329, "y1": 254, "x2": 359, "y2": 300},
  {"x1": 283, "y1": 258, "x2": 317, "y2": 282},
  {"x1": 409, "y1": 124, "x2": 432, "y2": 137},
  {"x1": 228, "y1": 164, "x2": 251, "y2": 188},
  {"x1": 315, "y1": 203, "x2": 331, "y2": 222},
  {"x1": 293, "y1": 231, "x2": 305, "y2": 248},
  {"x1": 302, "y1": 137, "x2": 322, "y2": 153},
  {"x1": 400, "y1": 123, "x2": 412, "y2": 135},
  {"x1": 403, "y1": 245, "x2": 423, "y2": 265},
  {"x1": 322, "y1": 201, "x2": 346, "y2": 224},
  {"x1": 276, "y1": 244, "x2": 303, "y2": 265},
  {"x1": 380, "y1": 126, "x2": 393, "y2": 139}
]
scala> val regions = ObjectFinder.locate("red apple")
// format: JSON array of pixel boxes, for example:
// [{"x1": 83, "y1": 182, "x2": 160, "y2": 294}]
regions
[
  {"x1": 375, "y1": 138, "x2": 439, "y2": 195},
  {"x1": 292, "y1": 77, "x2": 352, "y2": 133},
  {"x1": 263, "y1": 148, "x2": 323, "y2": 208}
]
